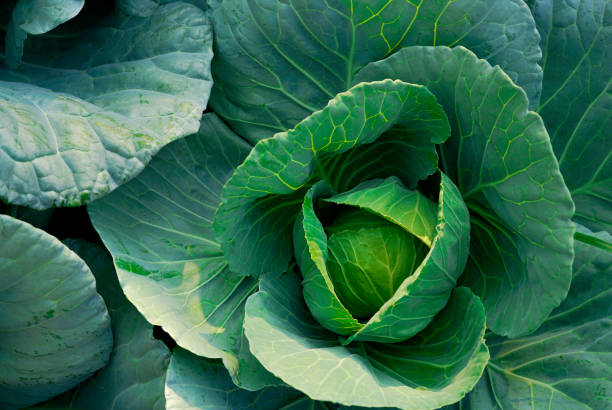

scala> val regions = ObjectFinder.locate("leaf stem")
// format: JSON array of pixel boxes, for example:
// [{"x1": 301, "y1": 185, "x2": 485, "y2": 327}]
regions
[{"x1": 574, "y1": 231, "x2": 612, "y2": 253}]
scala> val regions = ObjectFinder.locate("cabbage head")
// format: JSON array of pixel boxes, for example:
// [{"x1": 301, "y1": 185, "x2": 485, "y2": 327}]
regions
[{"x1": 87, "y1": 0, "x2": 611, "y2": 408}]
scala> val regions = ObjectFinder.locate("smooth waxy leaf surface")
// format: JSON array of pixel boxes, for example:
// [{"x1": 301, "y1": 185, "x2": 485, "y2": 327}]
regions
[
  {"x1": 210, "y1": 0, "x2": 541, "y2": 143},
  {"x1": 0, "y1": 2, "x2": 213, "y2": 209},
  {"x1": 0, "y1": 215, "x2": 112, "y2": 409},
  {"x1": 531, "y1": 0, "x2": 612, "y2": 233},
  {"x1": 326, "y1": 208, "x2": 427, "y2": 319},
  {"x1": 34, "y1": 239, "x2": 171, "y2": 410},
  {"x1": 165, "y1": 349, "x2": 333, "y2": 409},
  {"x1": 324, "y1": 176, "x2": 438, "y2": 245},
  {"x1": 244, "y1": 269, "x2": 488, "y2": 409},
  {"x1": 215, "y1": 79, "x2": 450, "y2": 278},
  {"x1": 463, "y1": 227, "x2": 612, "y2": 409},
  {"x1": 355, "y1": 46, "x2": 575, "y2": 338},
  {"x1": 4, "y1": 0, "x2": 84, "y2": 68},
  {"x1": 296, "y1": 175, "x2": 471, "y2": 344},
  {"x1": 89, "y1": 115, "x2": 278, "y2": 391}
]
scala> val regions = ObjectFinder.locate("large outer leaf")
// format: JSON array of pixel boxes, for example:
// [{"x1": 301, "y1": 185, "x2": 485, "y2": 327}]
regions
[
  {"x1": 244, "y1": 269, "x2": 488, "y2": 409},
  {"x1": 0, "y1": 215, "x2": 112, "y2": 409},
  {"x1": 209, "y1": 0, "x2": 541, "y2": 143},
  {"x1": 530, "y1": 0, "x2": 612, "y2": 233},
  {"x1": 214, "y1": 79, "x2": 450, "y2": 278},
  {"x1": 43, "y1": 240, "x2": 170, "y2": 410},
  {"x1": 0, "y1": 2, "x2": 213, "y2": 209},
  {"x1": 4, "y1": 0, "x2": 84, "y2": 68},
  {"x1": 88, "y1": 114, "x2": 278, "y2": 391},
  {"x1": 355, "y1": 46, "x2": 574, "y2": 338},
  {"x1": 165, "y1": 349, "x2": 334, "y2": 409},
  {"x1": 459, "y1": 227, "x2": 612, "y2": 409}
]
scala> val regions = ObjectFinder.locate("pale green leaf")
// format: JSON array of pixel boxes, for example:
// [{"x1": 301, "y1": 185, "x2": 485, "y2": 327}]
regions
[
  {"x1": 165, "y1": 349, "x2": 333, "y2": 410},
  {"x1": 0, "y1": 2, "x2": 213, "y2": 209},
  {"x1": 43, "y1": 239, "x2": 171, "y2": 410},
  {"x1": 0, "y1": 215, "x2": 112, "y2": 409},
  {"x1": 244, "y1": 269, "x2": 488, "y2": 409},
  {"x1": 88, "y1": 114, "x2": 279, "y2": 391}
]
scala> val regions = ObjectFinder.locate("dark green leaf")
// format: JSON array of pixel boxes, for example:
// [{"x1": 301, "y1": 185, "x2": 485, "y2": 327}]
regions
[
  {"x1": 355, "y1": 46, "x2": 574, "y2": 337},
  {"x1": 210, "y1": 0, "x2": 542, "y2": 143},
  {"x1": 531, "y1": 0, "x2": 612, "y2": 233},
  {"x1": 215, "y1": 79, "x2": 450, "y2": 277},
  {"x1": 469, "y1": 226, "x2": 612, "y2": 409}
]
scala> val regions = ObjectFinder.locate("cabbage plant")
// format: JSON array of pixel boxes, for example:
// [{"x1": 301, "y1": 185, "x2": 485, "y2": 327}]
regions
[{"x1": 1, "y1": 0, "x2": 611, "y2": 409}]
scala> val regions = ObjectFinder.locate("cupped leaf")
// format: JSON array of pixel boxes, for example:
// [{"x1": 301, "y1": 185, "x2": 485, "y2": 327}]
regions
[
  {"x1": 530, "y1": 0, "x2": 612, "y2": 233},
  {"x1": 243, "y1": 269, "x2": 488, "y2": 409},
  {"x1": 165, "y1": 348, "x2": 334, "y2": 409},
  {"x1": 295, "y1": 175, "x2": 467, "y2": 340},
  {"x1": 323, "y1": 176, "x2": 438, "y2": 245},
  {"x1": 468, "y1": 226, "x2": 612, "y2": 409},
  {"x1": 0, "y1": 215, "x2": 112, "y2": 409},
  {"x1": 294, "y1": 181, "x2": 363, "y2": 336},
  {"x1": 89, "y1": 114, "x2": 279, "y2": 391},
  {"x1": 355, "y1": 45, "x2": 575, "y2": 338},
  {"x1": 0, "y1": 2, "x2": 213, "y2": 209},
  {"x1": 215, "y1": 79, "x2": 450, "y2": 278},
  {"x1": 4, "y1": 0, "x2": 84, "y2": 68},
  {"x1": 39, "y1": 239, "x2": 170, "y2": 410},
  {"x1": 326, "y1": 209, "x2": 428, "y2": 319},
  {"x1": 209, "y1": 0, "x2": 541, "y2": 143},
  {"x1": 341, "y1": 174, "x2": 470, "y2": 344}
]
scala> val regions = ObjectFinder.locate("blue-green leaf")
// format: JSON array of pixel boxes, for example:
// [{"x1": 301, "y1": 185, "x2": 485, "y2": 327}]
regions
[
  {"x1": 210, "y1": 0, "x2": 542, "y2": 143},
  {"x1": 0, "y1": 2, "x2": 213, "y2": 209},
  {"x1": 0, "y1": 215, "x2": 112, "y2": 409},
  {"x1": 89, "y1": 114, "x2": 279, "y2": 391},
  {"x1": 531, "y1": 0, "x2": 612, "y2": 233},
  {"x1": 461, "y1": 226, "x2": 612, "y2": 409},
  {"x1": 165, "y1": 349, "x2": 333, "y2": 409},
  {"x1": 5, "y1": 0, "x2": 84, "y2": 68}
]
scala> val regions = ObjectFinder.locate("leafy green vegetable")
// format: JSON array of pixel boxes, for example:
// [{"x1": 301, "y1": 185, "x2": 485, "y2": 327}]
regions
[
  {"x1": 165, "y1": 348, "x2": 334, "y2": 409},
  {"x1": 0, "y1": 215, "x2": 112, "y2": 409},
  {"x1": 325, "y1": 208, "x2": 428, "y2": 319},
  {"x1": 89, "y1": 114, "x2": 279, "y2": 391},
  {"x1": 209, "y1": 0, "x2": 542, "y2": 143},
  {"x1": 2, "y1": 1, "x2": 608, "y2": 408},
  {"x1": 4, "y1": 0, "x2": 84, "y2": 68},
  {"x1": 455, "y1": 226, "x2": 612, "y2": 409},
  {"x1": 530, "y1": 0, "x2": 612, "y2": 234},
  {"x1": 0, "y1": 1, "x2": 213, "y2": 209},
  {"x1": 244, "y1": 269, "x2": 488, "y2": 408},
  {"x1": 36, "y1": 239, "x2": 171, "y2": 410},
  {"x1": 355, "y1": 45, "x2": 574, "y2": 337}
]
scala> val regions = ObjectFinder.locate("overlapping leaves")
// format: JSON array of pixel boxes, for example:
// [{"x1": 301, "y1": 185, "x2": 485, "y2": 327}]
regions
[{"x1": 0, "y1": 1, "x2": 213, "y2": 209}]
